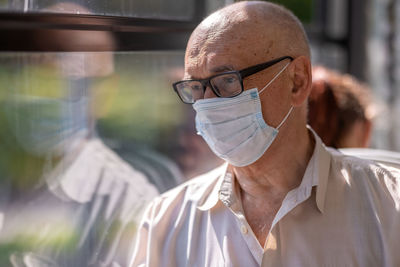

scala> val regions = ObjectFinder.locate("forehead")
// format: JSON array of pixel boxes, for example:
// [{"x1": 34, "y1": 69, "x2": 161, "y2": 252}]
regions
[
  {"x1": 184, "y1": 49, "x2": 239, "y2": 79},
  {"x1": 184, "y1": 25, "x2": 278, "y2": 79}
]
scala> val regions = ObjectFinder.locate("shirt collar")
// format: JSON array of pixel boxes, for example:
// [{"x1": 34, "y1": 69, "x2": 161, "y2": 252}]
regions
[
  {"x1": 197, "y1": 126, "x2": 331, "y2": 213},
  {"x1": 308, "y1": 126, "x2": 331, "y2": 213},
  {"x1": 45, "y1": 138, "x2": 108, "y2": 203},
  {"x1": 197, "y1": 163, "x2": 229, "y2": 211},
  {"x1": 304, "y1": 125, "x2": 331, "y2": 213}
]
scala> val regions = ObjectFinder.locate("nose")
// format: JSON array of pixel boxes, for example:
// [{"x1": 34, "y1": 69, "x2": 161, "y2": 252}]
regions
[{"x1": 203, "y1": 85, "x2": 218, "y2": 99}]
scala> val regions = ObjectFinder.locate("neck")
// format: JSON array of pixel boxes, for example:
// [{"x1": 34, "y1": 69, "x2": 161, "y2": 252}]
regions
[{"x1": 233, "y1": 119, "x2": 314, "y2": 202}]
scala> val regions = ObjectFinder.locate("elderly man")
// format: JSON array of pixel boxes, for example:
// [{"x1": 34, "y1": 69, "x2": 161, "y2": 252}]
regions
[{"x1": 131, "y1": 1, "x2": 400, "y2": 266}]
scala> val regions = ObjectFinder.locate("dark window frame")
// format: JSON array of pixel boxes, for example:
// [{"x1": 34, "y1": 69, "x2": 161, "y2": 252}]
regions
[{"x1": 0, "y1": 4, "x2": 204, "y2": 52}]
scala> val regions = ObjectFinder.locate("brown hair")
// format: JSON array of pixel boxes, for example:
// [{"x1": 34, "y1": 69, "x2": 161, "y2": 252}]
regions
[{"x1": 308, "y1": 66, "x2": 374, "y2": 148}]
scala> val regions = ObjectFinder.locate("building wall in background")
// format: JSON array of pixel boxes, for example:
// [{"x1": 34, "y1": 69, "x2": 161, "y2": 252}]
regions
[{"x1": 367, "y1": 0, "x2": 400, "y2": 151}]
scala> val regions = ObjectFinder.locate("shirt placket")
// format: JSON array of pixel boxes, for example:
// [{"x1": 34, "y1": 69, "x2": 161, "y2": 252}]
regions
[
  {"x1": 219, "y1": 172, "x2": 264, "y2": 265},
  {"x1": 261, "y1": 185, "x2": 313, "y2": 266},
  {"x1": 218, "y1": 169, "x2": 315, "y2": 266},
  {"x1": 233, "y1": 209, "x2": 264, "y2": 265}
]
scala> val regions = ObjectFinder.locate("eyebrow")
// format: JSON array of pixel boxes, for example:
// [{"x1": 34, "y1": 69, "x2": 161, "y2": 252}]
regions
[
  {"x1": 184, "y1": 64, "x2": 237, "y2": 80},
  {"x1": 210, "y1": 65, "x2": 236, "y2": 74}
]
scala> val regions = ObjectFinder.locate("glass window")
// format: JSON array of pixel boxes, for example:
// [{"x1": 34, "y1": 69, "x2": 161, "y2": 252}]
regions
[
  {"x1": 0, "y1": 50, "x2": 222, "y2": 266},
  {"x1": 0, "y1": 0, "x2": 197, "y2": 20},
  {"x1": 0, "y1": 0, "x2": 232, "y2": 264}
]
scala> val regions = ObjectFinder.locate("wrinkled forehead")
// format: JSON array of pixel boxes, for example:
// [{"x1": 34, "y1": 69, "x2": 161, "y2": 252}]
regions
[{"x1": 185, "y1": 21, "x2": 281, "y2": 77}]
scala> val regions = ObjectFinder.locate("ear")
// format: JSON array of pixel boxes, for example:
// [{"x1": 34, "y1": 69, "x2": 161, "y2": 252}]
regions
[{"x1": 288, "y1": 56, "x2": 312, "y2": 107}]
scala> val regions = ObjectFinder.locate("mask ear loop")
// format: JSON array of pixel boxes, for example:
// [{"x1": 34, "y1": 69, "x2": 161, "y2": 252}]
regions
[
  {"x1": 257, "y1": 61, "x2": 292, "y2": 130},
  {"x1": 259, "y1": 61, "x2": 291, "y2": 95},
  {"x1": 276, "y1": 106, "x2": 293, "y2": 130}
]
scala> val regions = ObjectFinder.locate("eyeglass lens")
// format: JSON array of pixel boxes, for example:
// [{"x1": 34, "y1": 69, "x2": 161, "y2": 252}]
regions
[
  {"x1": 210, "y1": 73, "x2": 241, "y2": 97},
  {"x1": 176, "y1": 72, "x2": 242, "y2": 103}
]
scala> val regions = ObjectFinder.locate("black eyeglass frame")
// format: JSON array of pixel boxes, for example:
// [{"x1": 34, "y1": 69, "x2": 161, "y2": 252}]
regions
[{"x1": 172, "y1": 56, "x2": 294, "y2": 104}]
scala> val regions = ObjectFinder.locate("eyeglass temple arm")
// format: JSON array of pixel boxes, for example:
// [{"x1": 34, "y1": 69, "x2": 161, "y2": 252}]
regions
[{"x1": 239, "y1": 56, "x2": 293, "y2": 78}]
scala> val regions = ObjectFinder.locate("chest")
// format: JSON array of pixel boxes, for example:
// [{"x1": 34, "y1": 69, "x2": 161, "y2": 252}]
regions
[
  {"x1": 179, "y1": 205, "x2": 389, "y2": 267},
  {"x1": 242, "y1": 198, "x2": 283, "y2": 248}
]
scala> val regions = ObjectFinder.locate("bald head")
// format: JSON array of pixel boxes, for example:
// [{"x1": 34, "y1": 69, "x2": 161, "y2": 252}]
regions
[
  {"x1": 186, "y1": 1, "x2": 310, "y2": 69},
  {"x1": 183, "y1": 1, "x2": 313, "y2": 142}
]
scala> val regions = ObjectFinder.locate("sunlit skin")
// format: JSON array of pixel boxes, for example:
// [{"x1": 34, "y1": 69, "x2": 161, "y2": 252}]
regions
[{"x1": 184, "y1": 1, "x2": 314, "y2": 247}]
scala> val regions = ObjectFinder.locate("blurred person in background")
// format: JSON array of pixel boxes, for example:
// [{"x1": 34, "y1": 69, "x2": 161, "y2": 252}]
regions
[
  {"x1": 0, "y1": 2, "x2": 158, "y2": 267},
  {"x1": 308, "y1": 66, "x2": 377, "y2": 148},
  {"x1": 309, "y1": 66, "x2": 400, "y2": 168}
]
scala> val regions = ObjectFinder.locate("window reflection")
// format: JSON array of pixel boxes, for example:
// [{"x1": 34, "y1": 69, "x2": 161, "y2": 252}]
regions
[
  {"x1": 0, "y1": 4, "x2": 222, "y2": 263},
  {"x1": 0, "y1": 49, "x2": 222, "y2": 266},
  {"x1": 0, "y1": 0, "x2": 225, "y2": 265},
  {"x1": 1, "y1": 0, "x2": 196, "y2": 20},
  {"x1": 99, "y1": 52, "x2": 223, "y2": 181},
  {"x1": 0, "y1": 51, "x2": 162, "y2": 266}
]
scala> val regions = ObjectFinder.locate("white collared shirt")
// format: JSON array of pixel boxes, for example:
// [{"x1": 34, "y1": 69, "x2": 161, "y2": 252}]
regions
[{"x1": 131, "y1": 130, "x2": 400, "y2": 267}]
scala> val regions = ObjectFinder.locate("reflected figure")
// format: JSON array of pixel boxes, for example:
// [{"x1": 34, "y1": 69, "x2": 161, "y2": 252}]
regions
[
  {"x1": 308, "y1": 66, "x2": 377, "y2": 148},
  {"x1": 0, "y1": 2, "x2": 158, "y2": 267}
]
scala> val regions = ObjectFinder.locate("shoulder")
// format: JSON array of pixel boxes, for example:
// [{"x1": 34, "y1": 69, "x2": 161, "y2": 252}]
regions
[
  {"x1": 144, "y1": 164, "x2": 226, "y2": 219},
  {"x1": 88, "y1": 138, "x2": 158, "y2": 191},
  {"x1": 327, "y1": 147, "x2": 400, "y2": 207},
  {"x1": 328, "y1": 147, "x2": 400, "y2": 180},
  {"x1": 55, "y1": 138, "x2": 159, "y2": 208}
]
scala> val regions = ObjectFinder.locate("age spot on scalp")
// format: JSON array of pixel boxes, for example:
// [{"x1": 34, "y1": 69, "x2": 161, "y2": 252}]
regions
[{"x1": 265, "y1": 40, "x2": 274, "y2": 55}]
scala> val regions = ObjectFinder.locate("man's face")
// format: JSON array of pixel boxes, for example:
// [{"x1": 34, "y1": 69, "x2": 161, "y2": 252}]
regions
[{"x1": 183, "y1": 23, "x2": 293, "y2": 129}]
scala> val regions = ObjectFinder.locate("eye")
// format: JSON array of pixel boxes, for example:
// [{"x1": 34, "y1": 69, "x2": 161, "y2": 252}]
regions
[
  {"x1": 191, "y1": 84, "x2": 202, "y2": 91},
  {"x1": 223, "y1": 76, "x2": 237, "y2": 83}
]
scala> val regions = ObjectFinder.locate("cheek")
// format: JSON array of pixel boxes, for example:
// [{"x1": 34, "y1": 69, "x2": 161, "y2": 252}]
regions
[
  {"x1": 243, "y1": 73, "x2": 292, "y2": 126},
  {"x1": 242, "y1": 77, "x2": 259, "y2": 91},
  {"x1": 259, "y1": 84, "x2": 292, "y2": 127}
]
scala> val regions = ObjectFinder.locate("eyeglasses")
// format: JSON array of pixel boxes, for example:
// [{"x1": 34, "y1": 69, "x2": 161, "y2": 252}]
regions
[{"x1": 172, "y1": 56, "x2": 293, "y2": 104}]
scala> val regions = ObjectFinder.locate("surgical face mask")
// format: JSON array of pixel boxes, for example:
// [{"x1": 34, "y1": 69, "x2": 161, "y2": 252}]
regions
[
  {"x1": 3, "y1": 86, "x2": 90, "y2": 157},
  {"x1": 193, "y1": 62, "x2": 292, "y2": 167}
]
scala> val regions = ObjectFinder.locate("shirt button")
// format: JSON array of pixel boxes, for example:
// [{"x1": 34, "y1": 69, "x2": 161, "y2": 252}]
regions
[{"x1": 240, "y1": 225, "x2": 248, "y2": 234}]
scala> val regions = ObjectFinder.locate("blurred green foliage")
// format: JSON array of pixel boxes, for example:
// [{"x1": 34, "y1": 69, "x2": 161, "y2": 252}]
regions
[
  {"x1": 0, "y1": 51, "x2": 189, "y2": 195},
  {"x1": 0, "y1": 226, "x2": 79, "y2": 266},
  {"x1": 96, "y1": 52, "x2": 187, "y2": 151}
]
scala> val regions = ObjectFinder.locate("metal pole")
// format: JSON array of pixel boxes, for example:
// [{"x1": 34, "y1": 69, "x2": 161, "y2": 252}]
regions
[{"x1": 348, "y1": 0, "x2": 368, "y2": 81}]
